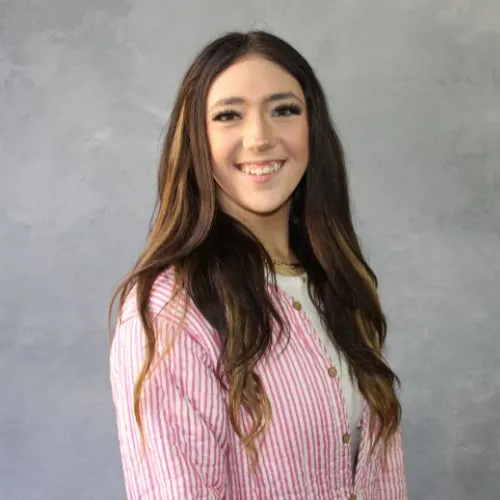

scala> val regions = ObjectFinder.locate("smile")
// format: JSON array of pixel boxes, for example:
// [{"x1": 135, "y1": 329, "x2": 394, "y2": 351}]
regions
[{"x1": 235, "y1": 160, "x2": 286, "y2": 176}]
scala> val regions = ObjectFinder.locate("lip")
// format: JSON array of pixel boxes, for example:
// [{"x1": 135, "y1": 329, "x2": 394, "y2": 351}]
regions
[
  {"x1": 234, "y1": 159, "x2": 287, "y2": 184},
  {"x1": 235, "y1": 159, "x2": 287, "y2": 167}
]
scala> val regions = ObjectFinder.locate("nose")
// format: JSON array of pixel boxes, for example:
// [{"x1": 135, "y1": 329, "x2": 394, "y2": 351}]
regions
[{"x1": 242, "y1": 113, "x2": 276, "y2": 150}]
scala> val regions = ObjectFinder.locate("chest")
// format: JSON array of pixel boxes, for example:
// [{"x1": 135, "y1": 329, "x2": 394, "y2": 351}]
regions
[
  {"x1": 221, "y1": 301, "x2": 373, "y2": 496},
  {"x1": 253, "y1": 303, "x2": 360, "y2": 447}
]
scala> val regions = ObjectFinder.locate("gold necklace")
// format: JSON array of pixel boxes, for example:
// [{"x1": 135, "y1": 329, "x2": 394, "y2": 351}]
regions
[{"x1": 272, "y1": 260, "x2": 306, "y2": 278}]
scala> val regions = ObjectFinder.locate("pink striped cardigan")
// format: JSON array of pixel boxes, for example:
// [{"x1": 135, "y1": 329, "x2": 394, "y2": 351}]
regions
[{"x1": 110, "y1": 268, "x2": 408, "y2": 499}]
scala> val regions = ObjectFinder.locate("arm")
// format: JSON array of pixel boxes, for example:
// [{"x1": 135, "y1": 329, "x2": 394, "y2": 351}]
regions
[
  {"x1": 374, "y1": 427, "x2": 408, "y2": 499},
  {"x1": 110, "y1": 316, "x2": 229, "y2": 500}
]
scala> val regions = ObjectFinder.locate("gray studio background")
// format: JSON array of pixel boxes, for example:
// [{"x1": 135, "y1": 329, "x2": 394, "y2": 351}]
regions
[{"x1": 1, "y1": 1, "x2": 499, "y2": 499}]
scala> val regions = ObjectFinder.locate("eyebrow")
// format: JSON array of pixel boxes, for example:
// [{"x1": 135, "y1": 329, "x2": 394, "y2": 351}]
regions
[{"x1": 209, "y1": 91, "x2": 304, "y2": 110}]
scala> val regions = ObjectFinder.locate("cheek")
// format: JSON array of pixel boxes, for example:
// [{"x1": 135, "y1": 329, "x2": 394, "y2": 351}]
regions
[
  {"x1": 210, "y1": 135, "x2": 240, "y2": 181},
  {"x1": 284, "y1": 121, "x2": 309, "y2": 161},
  {"x1": 207, "y1": 133, "x2": 238, "y2": 188},
  {"x1": 208, "y1": 130, "x2": 239, "y2": 167}
]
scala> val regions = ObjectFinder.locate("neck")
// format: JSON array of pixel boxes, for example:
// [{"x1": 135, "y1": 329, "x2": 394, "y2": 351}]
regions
[
  {"x1": 221, "y1": 199, "x2": 297, "y2": 263},
  {"x1": 249, "y1": 216, "x2": 295, "y2": 263}
]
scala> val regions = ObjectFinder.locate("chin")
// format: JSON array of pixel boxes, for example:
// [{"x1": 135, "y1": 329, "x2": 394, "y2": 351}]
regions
[
  {"x1": 216, "y1": 190, "x2": 293, "y2": 220},
  {"x1": 243, "y1": 201, "x2": 291, "y2": 217}
]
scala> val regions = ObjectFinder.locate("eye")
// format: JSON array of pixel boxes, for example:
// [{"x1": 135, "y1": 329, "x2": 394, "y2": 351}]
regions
[
  {"x1": 212, "y1": 109, "x2": 241, "y2": 122},
  {"x1": 272, "y1": 103, "x2": 302, "y2": 117}
]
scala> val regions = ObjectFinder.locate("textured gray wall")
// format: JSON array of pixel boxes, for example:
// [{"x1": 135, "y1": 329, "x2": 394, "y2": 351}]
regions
[{"x1": 1, "y1": 1, "x2": 499, "y2": 499}]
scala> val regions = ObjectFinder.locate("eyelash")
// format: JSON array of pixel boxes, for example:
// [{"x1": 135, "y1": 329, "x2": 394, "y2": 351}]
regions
[{"x1": 212, "y1": 103, "x2": 302, "y2": 122}]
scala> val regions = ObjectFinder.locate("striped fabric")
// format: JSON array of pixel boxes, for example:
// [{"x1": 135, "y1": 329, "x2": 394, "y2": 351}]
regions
[{"x1": 110, "y1": 268, "x2": 408, "y2": 499}]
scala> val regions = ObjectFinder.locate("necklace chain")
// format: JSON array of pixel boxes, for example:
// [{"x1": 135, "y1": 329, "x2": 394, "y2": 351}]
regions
[{"x1": 272, "y1": 260, "x2": 306, "y2": 279}]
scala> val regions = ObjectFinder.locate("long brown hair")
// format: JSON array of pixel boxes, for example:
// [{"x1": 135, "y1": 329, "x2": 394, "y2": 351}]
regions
[{"x1": 109, "y1": 30, "x2": 402, "y2": 473}]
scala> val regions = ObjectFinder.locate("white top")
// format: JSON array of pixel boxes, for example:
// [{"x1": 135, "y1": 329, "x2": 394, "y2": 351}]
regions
[{"x1": 275, "y1": 273, "x2": 363, "y2": 470}]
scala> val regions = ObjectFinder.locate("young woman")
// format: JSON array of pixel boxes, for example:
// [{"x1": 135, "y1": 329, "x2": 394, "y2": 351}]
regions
[{"x1": 109, "y1": 30, "x2": 408, "y2": 499}]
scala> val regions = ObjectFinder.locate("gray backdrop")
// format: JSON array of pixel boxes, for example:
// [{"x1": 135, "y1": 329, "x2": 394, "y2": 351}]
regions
[{"x1": 1, "y1": 1, "x2": 499, "y2": 499}]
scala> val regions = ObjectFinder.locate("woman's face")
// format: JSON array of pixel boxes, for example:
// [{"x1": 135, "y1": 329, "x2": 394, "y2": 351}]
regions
[{"x1": 206, "y1": 55, "x2": 309, "y2": 220}]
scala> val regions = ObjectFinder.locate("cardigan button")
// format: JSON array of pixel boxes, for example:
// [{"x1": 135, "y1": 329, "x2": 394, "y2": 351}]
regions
[
  {"x1": 350, "y1": 495, "x2": 357, "y2": 500},
  {"x1": 328, "y1": 366, "x2": 338, "y2": 377},
  {"x1": 292, "y1": 300, "x2": 302, "y2": 311},
  {"x1": 343, "y1": 433, "x2": 351, "y2": 444}
]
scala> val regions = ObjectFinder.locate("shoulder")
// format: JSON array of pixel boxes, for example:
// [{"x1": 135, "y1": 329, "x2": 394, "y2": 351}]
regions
[
  {"x1": 117, "y1": 267, "x2": 177, "y2": 324},
  {"x1": 111, "y1": 267, "x2": 223, "y2": 376}
]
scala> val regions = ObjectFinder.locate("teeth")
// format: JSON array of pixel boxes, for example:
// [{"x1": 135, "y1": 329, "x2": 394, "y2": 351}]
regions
[{"x1": 240, "y1": 161, "x2": 284, "y2": 176}]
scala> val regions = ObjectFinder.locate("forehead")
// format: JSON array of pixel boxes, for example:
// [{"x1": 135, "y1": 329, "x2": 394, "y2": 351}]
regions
[{"x1": 206, "y1": 55, "x2": 304, "y2": 106}]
